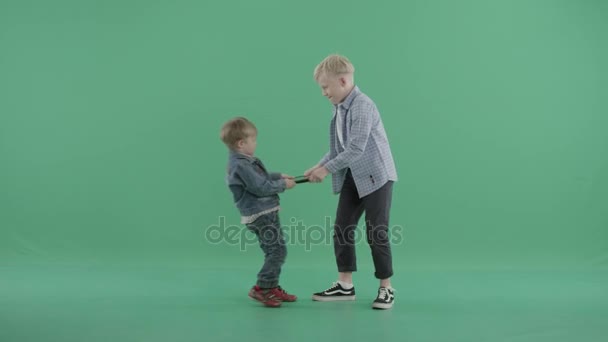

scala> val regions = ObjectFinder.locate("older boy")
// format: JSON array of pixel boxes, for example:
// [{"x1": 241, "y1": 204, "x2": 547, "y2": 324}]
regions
[{"x1": 305, "y1": 55, "x2": 398, "y2": 309}]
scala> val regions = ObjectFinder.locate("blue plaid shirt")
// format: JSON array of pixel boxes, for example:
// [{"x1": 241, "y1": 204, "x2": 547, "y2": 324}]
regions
[{"x1": 318, "y1": 86, "x2": 398, "y2": 197}]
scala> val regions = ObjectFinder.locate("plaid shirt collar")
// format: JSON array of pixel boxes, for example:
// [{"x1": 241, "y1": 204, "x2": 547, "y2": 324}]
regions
[{"x1": 337, "y1": 85, "x2": 361, "y2": 110}]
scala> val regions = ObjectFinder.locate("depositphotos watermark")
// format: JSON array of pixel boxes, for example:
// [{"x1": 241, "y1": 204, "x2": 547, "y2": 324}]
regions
[{"x1": 205, "y1": 216, "x2": 405, "y2": 251}]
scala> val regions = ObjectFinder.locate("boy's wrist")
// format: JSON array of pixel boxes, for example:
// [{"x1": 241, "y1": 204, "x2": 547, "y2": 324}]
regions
[{"x1": 324, "y1": 162, "x2": 337, "y2": 174}]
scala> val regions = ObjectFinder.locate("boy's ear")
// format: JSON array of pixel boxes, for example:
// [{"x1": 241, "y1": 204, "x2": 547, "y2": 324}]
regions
[{"x1": 338, "y1": 74, "x2": 353, "y2": 86}]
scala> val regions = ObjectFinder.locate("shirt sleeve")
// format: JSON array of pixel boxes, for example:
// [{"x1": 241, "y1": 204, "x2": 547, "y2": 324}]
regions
[{"x1": 318, "y1": 151, "x2": 331, "y2": 166}]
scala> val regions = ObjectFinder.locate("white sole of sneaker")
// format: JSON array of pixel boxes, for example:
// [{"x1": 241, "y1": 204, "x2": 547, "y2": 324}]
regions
[
  {"x1": 312, "y1": 295, "x2": 356, "y2": 302},
  {"x1": 372, "y1": 302, "x2": 393, "y2": 309}
]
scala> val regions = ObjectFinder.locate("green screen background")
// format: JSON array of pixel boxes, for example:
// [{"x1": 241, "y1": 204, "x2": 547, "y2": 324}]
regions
[{"x1": 1, "y1": 0, "x2": 607, "y2": 341}]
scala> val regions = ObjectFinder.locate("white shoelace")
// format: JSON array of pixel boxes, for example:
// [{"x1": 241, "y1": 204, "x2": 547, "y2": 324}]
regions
[
  {"x1": 325, "y1": 282, "x2": 340, "y2": 292},
  {"x1": 378, "y1": 287, "x2": 389, "y2": 300}
]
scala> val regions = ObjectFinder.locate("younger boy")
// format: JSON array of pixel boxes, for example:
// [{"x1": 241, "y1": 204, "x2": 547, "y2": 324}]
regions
[{"x1": 221, "y1": 117, "x2": 297, "y2": 308}]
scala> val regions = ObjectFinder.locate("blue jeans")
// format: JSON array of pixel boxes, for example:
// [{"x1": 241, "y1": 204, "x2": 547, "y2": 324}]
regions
[{"x1": 246, "y1": 211, "x2": 286, "y2": 288}]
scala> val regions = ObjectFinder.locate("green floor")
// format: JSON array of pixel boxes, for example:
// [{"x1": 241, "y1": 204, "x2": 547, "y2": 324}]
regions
[{"x1": 2, "y1": 260, "x2": 607, "y2": 342}]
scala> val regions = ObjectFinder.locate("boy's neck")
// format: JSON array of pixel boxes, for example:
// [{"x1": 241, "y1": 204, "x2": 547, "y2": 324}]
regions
[{"x1": 338, "y1": 84, "x2": 356, "y2": 104}]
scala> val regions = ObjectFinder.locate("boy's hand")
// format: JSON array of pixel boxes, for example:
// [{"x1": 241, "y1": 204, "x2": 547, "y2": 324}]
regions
[
  {"x1": 281, "y1": 174, "x2": 295, "y2": 180},
  {"x1": 309, "y1": 166, "x2": 329, "y2": 183},
  {"x1": 304, "y1": 165, "x2": 320, "y2": 177},
  {"x1": 285, "y1": 178, "x2": 296, "y2": 189}
]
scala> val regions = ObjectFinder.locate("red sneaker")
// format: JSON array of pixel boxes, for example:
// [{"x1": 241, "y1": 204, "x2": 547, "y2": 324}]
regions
[
  {"x1": 248, "y1": 286, "x2": 282, "y2": 307},
  {"x1": 270, "y1": 286, "x2": 297, "y2": 302}
]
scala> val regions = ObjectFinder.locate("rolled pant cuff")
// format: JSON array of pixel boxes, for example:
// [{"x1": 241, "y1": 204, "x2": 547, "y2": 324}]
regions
[
  {"x1": 337, "y1": 266, "x2": 357, "y2": 273},
  {"x1": 375, "y1": 271, "x2": 393, "y2": 279}
]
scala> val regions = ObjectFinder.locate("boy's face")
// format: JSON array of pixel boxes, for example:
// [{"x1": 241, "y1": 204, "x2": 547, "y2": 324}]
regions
[
  {"x1": 317, "y1": 73, "x2": 352, "y2": 105},
  {"x1": 238, "y1": 134, "x2": 257, "y2": 156}
]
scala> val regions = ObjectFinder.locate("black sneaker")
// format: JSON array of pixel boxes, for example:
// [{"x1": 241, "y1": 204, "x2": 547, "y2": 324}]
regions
[
  {"x1": 312, "y1": 282, "x2": 356, "y2": 301},
  {"x1": 372, "y1": 287, "x2": 394, "y2": 309}
]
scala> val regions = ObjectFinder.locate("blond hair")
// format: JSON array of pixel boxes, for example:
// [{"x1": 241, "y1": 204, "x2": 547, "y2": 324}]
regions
[
  {"x1": 220, "y1": 117, "x2": 257, "y2": 149},
  {"x1": 314, "y1": 54, "x2": 355, "y2": 80}
]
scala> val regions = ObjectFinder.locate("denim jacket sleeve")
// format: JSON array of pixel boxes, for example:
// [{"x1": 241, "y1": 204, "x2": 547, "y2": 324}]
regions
[
  {"x1": 269, "y1": 172, "x2": 282, "y2": 180},
  {"x1": 235, "y1": 161, "x2": 286, "y2": 197}
]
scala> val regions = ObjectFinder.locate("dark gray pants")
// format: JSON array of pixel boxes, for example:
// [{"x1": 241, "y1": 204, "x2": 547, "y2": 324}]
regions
[
  {"x1": 334, "y1": 170, "x2": 394, "y2": 279},
  {"x1": 246, "y1": 211, "x2": 286, "y2": 288}
]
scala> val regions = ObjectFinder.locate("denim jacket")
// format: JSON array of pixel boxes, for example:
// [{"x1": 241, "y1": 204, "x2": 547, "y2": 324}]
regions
[{"x1": 226, "y1": 150, "x2": 286, "y2": 216}]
